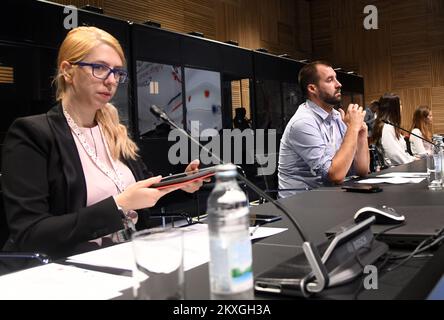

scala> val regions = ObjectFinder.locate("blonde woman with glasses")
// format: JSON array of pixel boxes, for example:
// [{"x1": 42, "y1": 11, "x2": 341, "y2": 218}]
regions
[{"x1": 1, "y1": 27, "x2": 204, "y2": 259}]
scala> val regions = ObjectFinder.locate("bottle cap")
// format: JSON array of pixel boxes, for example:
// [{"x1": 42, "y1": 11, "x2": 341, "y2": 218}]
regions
[{"x1": 215, "y1": 163, "x2": 238, "y2": 177}]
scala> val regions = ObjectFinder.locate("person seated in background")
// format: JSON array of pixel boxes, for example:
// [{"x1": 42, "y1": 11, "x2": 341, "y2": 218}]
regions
[
  {"x1": 409, "y1": 105, "x2": 433, "y2": 157},
  {"x1": 278, "y1": 61, "x2": 369, "y2": 198},
  {"x1": 364, "y1": 100, "x2": 379, "y2": 143},
  {"x1": 372, "y1": 93, "x2": 416, "y2": 166},
  {"x1": 1, "y1": 27, "x2": 204, "y2": 259},
  {"x1": 233, "y1": 107, "x2": 251, "y2": 130}
]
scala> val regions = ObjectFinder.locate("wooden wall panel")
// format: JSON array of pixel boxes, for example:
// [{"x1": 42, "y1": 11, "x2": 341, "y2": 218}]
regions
[
  {"x1": 238, "y1": 0, "x2": 261, "y2": 50},
  {"x1": 295, "y1": 0, "x2": 312, "y2": 56},
  {"x1": 220, "y1": 0, "x2": 240, "y2": 6},
  {"x1": 359, "y1": 56, "x2": 391, "y2": 95},
  {"x1": 397, "y1": 88, "x2": 432, "y2": 129},
  {"x1": 311, "y1": 0, "x2": 444, "y2": 135},
  {"x1": 0, "y1": 66, "x2": 14, "y2": 84},
  {"x1": 279, "y1": 0, "x2": 296, "y2": 27},
  {"x1": 428, "y1": 16, "x2": 444, "y2": 51},
  {"x1": 310, "y1": 0, "x2": 331, "y2": 60},
  {"x1": 330, "y1": 0, "x2": 357, "y2": 30},
  {"x1": 278, "y1": 22, "x2": 295, "y2": 51},
  {"x1": 431, "y1": 49, "x2": 444, "y2": 87},
  {"x1": 260, "y1": 0, "x2": 279, "y2": 45},
  {"x1": 391, "y1": 53, "x2": 432, "y2": 90},
  {"x1": 215, "y1": 1, "x2": 241, "y2": 44},
  {"x1": 390, "y1": 15, "x2": 428, "y2": 56},
  {"x1": 50, "y1": 0, "x2": 312, "y2": 59},
  {"x1": 389, "y1": 0, "x2": 428, "y2": 18},
  {"x1": 103, "y1": 0, "x2": 152, "y2": 23},
  {"x1": 52, "y1": 0, "x2": 104, "y2": 7},
  {"x1": 426, "y1": 0, "x2": 444, "y2": 14},
  {"x1": 184, "y1": 0, "x2": 216, "y2": 39},
  {"x1": 231, "y1": 81, "x2": 241, "y2": 109},
  {"x1": 144, "y1": 0, "x2": 185, "y2": 32},
  {"x1": 359, "y1": 24, "x2": 391, "y2": 59},
  {"x1": 277, "y1": 0, "x2": 296, "y2": 54},
  {"x1": 432, "y1": 87, "x2": 444, "y2": 134}
]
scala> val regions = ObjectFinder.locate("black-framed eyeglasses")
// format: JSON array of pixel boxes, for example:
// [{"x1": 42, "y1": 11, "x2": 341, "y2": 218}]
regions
[{"x1": 72, "y1": 61, "x2": 128, "y2": 84}]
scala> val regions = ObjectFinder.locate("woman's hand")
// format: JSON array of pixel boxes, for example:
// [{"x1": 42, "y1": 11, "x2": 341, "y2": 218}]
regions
[
  {"x1": 180, "y1": 159, "x2": 209, "y2": 193},
  {"x1": 114, "y1": 176, "x2": 180, "y2": 211}
]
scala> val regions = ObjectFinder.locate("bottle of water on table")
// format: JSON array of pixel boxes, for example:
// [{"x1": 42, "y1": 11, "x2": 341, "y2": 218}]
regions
[{"x1": 207, "y1": 163, "x2": 254, "y2": 300}]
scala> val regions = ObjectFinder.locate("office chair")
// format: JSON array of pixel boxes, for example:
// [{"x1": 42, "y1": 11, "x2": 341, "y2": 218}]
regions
[
  {"x1": 372, "y1": 143, "x2": 389, "y2": 171},
  {"x1": 254, "y1": 153, "x2": 280, "y2": 200},
  {"x1": 0, "y1": 174, "x2": 9, "y2": 248},
  {"x1": 253, "y1": 153, "x2": 313, "y2": 201},
  {"x1": 0, "y1": 174, "x2": 51, "y2": 276},
  {"x1": 405, "y1": 136, "x2": 413, "y2": 156}
]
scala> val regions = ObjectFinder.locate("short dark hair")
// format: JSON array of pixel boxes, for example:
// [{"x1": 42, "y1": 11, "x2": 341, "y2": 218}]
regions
[{"x1": 298, "y1": 60, "x2": 333, "y2": 96}]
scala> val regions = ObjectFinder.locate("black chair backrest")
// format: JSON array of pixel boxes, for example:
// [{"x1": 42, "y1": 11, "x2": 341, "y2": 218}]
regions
[
  {"x1": 0, "y1": 174, "x2": 8, "y2": 248},
  {"x1": 405, "y1": 136, "x2": 413, "y2": 156},
  {"x1": 255, "y1": 153, "x2": 279, "y2": 200}
]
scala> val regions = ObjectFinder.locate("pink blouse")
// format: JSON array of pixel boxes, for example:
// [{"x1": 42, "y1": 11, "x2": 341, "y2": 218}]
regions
[{"x1": 72, "y1": 125, "x2": 136, "y2": 245}]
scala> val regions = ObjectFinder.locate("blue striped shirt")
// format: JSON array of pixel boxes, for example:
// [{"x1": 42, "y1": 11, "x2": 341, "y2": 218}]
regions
[{"x1": 278, "y1": 100, "x2": 349, "y2": 198}]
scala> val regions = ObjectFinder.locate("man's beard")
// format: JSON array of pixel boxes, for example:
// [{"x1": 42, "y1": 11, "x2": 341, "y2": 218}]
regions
[{"x1": 319, "y1": 90, "x2": 341, "y2": 106}]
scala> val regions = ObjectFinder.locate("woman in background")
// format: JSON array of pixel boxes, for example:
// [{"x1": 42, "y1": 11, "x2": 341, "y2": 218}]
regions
[
  {"x1": 372, "y1": 93, "x2": 416, "y2": 166},
  {"x1": 1, "y1": 27, "x2": 203, "y2": 259},
  {"x1": 409, "y1": 105, "x2": 433, "y2": 156}
]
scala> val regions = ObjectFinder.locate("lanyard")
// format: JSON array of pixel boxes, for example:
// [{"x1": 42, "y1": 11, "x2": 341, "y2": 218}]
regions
[{"x1": 63, "y1": 108, "x2": 126, "y2": 193}]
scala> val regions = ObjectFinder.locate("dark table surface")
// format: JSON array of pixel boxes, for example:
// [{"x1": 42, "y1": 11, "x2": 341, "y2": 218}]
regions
[
  {"x1": 180, "y1": 159, "x2": 444, "y2": 300},
  {"x1": 3, "y1": 159, "x2": 443, "y2": 300}
]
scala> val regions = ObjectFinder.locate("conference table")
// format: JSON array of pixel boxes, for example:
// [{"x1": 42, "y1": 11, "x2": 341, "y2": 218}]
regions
[
  {"x1": 182, "y1": 159, "x2": 444, "y2": 300},
  {"x1": 1, "y1": 159, "x2": 443, "y2": 300}
]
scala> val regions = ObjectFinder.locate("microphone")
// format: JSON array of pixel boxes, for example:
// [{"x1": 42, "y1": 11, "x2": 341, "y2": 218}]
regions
[
  {"x1": 382, "y1": 120, "x2": 436, "y2": 147},
  {"x1": 150, "y1": 104, "x2": 385, "y2": 296},
  {"x1": 151, "y1": 104, "x2": 173, "y2": 123}
]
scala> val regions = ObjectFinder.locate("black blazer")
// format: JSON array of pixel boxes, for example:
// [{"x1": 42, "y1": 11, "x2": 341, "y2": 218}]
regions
[{"x1": 1, "y1": 104, "x2": 152, "y2": 258}]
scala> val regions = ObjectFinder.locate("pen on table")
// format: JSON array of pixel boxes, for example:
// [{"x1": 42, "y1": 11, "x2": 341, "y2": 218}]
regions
[{"x1": 250, "y1": 224, "x2": 260, "y2": 237}]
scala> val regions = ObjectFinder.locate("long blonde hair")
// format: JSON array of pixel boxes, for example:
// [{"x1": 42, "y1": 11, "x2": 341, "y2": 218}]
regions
[{"x1": 54, "y1": 26, "x2": 138, "y2": 160}]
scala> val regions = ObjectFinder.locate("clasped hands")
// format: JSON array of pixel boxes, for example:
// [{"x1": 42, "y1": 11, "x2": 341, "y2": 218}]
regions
[{"x1": 339, "y1": 104, "x2": 367, "y2": 136}]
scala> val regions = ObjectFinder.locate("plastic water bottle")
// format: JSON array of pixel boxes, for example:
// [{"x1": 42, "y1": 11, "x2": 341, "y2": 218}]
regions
[
  {"x1": 435, "y1": 135, "x2": 444, "y2": 179},
  {"x1": 207, "y1": 163, "x2": 254, "y2": 300},
  {"x1": 427, "y1": 135, "x2": 443, "y2": 190}
]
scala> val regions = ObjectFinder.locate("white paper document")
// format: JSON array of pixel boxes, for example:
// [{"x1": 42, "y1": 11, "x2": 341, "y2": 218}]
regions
[
  {"x1": 67, "y1": 224, "x2": 286, "y2": 271},
  {"x1": 377, "y1": 172, "x2": 429, "y2": 178},
  {"x1": 0, "y1": 263, "x2": 133, "y2": 300},
  {"x1": 357, "y1": 177, "x2": 425, "y2": 184},
  {"x1": 68, "y1": 223, "x2": 211, "y2": 272},
  {"x1": 0, "y1": 225, "x2": 287, "y2": 299}
]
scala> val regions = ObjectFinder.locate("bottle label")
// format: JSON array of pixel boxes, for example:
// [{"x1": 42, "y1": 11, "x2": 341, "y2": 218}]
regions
[{"x1": 209, "y1": 230, "x2": 253, "y2": 294}]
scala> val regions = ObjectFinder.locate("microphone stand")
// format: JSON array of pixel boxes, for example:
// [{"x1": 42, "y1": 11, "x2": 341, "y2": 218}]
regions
[
  {"x1": 382, "y1": 120, "x2": 436, "y2": 147},
  {"x1": 150, "y1": 105, "x2": 384, "y2": 296}
]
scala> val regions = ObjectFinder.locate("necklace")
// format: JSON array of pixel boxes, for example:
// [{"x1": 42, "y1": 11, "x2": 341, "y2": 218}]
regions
[
  {"x1": 90, "y1": 128, "x2": 97, "y2": 157},
  {"x1": 64, "y1": 107, "x2": 138, "y2": 240},
  {"x1": 63, "y1": 107, "x2": 126, "y2": 193}
]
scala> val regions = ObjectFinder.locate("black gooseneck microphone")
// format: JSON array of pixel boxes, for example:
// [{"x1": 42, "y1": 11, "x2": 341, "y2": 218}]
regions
[
  {"x1": 150, "y1": 104, "x2": 329, "y2": 295},
  {"x1": 382, "y1": 120, "x2": 436, "y2": 147}
]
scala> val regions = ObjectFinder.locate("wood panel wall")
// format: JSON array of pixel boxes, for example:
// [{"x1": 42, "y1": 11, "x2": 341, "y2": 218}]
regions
[
  {"x1": 51, "y1": 0, "x2": 312, "y2": 59},
  {"x1": 50, "y1": 1, "x2": 444, "y2": 133},
  {"x1": 310, "y1": 0, "x2": 444, "y2": 134}
]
